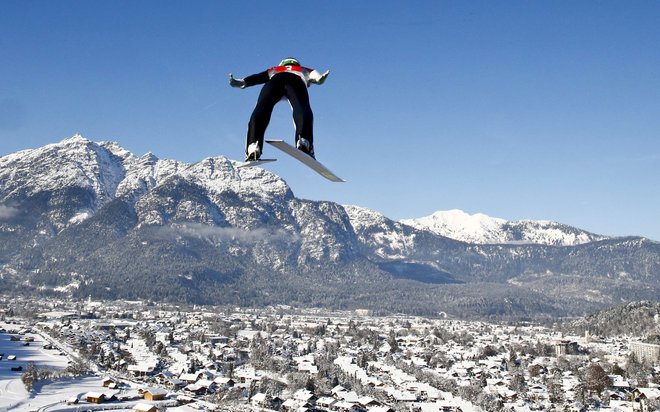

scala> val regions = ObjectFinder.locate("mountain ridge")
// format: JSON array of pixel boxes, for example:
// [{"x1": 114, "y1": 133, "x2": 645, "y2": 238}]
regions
[
  {"x1": 400, "y1": 209, "x2": 609, "y2": 246},
  {"x1": 1, "y1": 136, "x2": 658, "y2": 319}
]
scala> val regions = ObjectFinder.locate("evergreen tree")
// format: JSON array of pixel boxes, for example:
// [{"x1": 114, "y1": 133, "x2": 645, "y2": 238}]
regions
[
  {"x1": 21, "y1": 362, "x2": 38, "y2": 391},
  {"x1": 388, "y1": 330, "x2": 399, "y2": 353},
  {"x1": 583, "y1": 363, "x2": 609, "y2": 396},
  {"x1": 547, "y1": 373, "x2": 564, "y2": 404}
]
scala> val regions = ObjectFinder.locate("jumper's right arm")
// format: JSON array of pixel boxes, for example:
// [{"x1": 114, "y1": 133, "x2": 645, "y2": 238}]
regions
[{"x1": 229, "y1": 70, "x2": 269, "y2": 89}]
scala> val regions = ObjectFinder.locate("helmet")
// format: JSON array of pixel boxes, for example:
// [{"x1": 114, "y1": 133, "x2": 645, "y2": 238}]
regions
[{"x1": 279, "y1": 57, "x2": 300, "y2": 66}]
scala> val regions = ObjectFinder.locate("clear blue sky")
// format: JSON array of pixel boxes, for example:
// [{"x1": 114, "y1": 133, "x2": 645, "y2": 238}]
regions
[{"x1": 1, "y1": 1, "x2": 659, "y2": 240}]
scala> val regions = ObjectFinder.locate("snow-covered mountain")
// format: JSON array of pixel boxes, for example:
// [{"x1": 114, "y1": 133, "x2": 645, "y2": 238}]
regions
[
  {"x1": 1, "y1": 136, "x2": 658, "y2": 318},
  {"x1": 0, "y1": 134, "x2": 292, "y2": 229},
  {"x1": 400, "y1": 209, "x2": 608, "y2": 246}
]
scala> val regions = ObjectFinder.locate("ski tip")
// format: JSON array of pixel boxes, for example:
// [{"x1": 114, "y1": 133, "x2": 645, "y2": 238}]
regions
[{"x1": 232, "y1": 159, "x2": 277, "y2": 169}]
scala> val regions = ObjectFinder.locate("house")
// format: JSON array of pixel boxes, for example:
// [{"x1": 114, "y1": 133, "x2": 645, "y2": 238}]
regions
[
  {"x1": 271, "y1": 396, "x2": 284, "y2": 410},
  {"x1": 332, "y1": 400, "x2": 359, "y2": 412},
  {"x1": 633, "y1": 388, "x2": 660, "y2": 412},
  {"x1": 143, "y1": 387, "x2": 168, "y2": 401},
  {"x1": 388, "y1": 390, "x2": 417, "y2": 403},
  {"x1": 156, "y1": 331, "x2": 172, "y2": 344},
  {"x1": 102, "y1": 377, "x2": 118, "y2": 388},
  {"x1": 208, "y1": 335, "x2": 230, "y2": 345},
  {"x1": 176, "y1": 394, "x2": 195, "y2": 404},
  {"x1": 566, "y1": 402, "x2": 587, "y2": 412},
  {"x1": 358, "y1": 396, "x2": 381, "y2": 408},
  {"x1": 500, "y1": 390, "x2": 518, "y2": 402},
  {"x1": 317, "y1": 396, "x2": 337, "y2": 409},
  {"x1": 609, "y1": 375, "x2": 632, "y2": 391},
  {"x1": 412, "y1": 401, "x2": 463, "y2": 412},
  {"x1": 128, "y1": 363, "x2": 156, "y2": 377},
  {"x1": 486, "y1": 378, "x2": 507, "y2": 387},
  {"x1": 196, "y1": 379, "x2": 217, "y2": 393},
  {"x1": 168, "y1": 378, "x2": 186, "y2": 389},
  {"x1": 179, "y1": 372, "x2": 203, "y2": 384},
  {"x1": 203, "y1": 361, "x2": 218, "y2": 371},
  {"x1": 294, "y1": 388, "x2": 318, "y2": 405},
  {"x1": 156, "y1": 371, "x2": 185, "y2": 389},
  {"x1": 633, "y1": 387, "x2": 660, "y2": 400},
  {"x1": 609, "y1": 400, "x2": 636, "y2": 412},
  {"x1": 335, "y1": 390, "x2": 360, "y2": 403},
  {"x1": 332, "y1": 385, "x2": 347, "y2": 396},
  {"x1": 299, "y1": 362, "x2": 319, "y2": 374},
  {"x1": 281, "y1": 398, "x2": 299, "y2": 412},
  {"x1": 184, "y1": 383, "x2": 207, "y2": 396},
  {"x1": 234, "y1": 368, "x2": 261, "y2": 384},
  {"x1": 155, "y1": 371, "x2": 180, "y2": 387},
  {"x1": 252, "y1": 392, "x2": 270, "y2": 408},
  {"x1": 368, "y1": 406, "x2": 394, "y2": 412},
  {"x1": 213, "y1": 376, "x2": 235, "y2": 388},
  {"x1": 133, "y1": 402, "x2": 158, "y2": 412},
  {"x1": 85, "y1": 392, "x2": 106, "y2": 404}
]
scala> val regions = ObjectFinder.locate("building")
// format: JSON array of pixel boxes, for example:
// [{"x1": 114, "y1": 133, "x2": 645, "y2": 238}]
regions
[
  {"x1": 630, "y1": 341, "x2": 660, "y2": 364},
  {"x1": 102, "y1": 378, "x2": 118, "y2": 388},
  {"x1": 85, "y1": 392, "x2": 106, "y2": 404},
  {"x1": 633, "y1": 388, "x2": 660, "y2": 412},
  {"x1": 251, "y1": 392, "x2": 270, "y2": 408},
  {"x1": 144, "y1": 387, "x2": 168, "y2": 401},
  {"x1": 133, "y1": 403, "x2": 158, "y2": 412},
  {"x1": 554, "y1": 339, "x2": 579, "y2": 356}
]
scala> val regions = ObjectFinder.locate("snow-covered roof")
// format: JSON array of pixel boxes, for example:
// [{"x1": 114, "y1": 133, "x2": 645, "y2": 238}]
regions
[
  {"x1": 143, "y1": 387, "x2": 168, "y2": 396},
  {"x1": 252, "y1": 393, "x2": 268, "y2": 402},
  {"x1": 133, "y1": 402, "x2": 157, "y2": 411}
]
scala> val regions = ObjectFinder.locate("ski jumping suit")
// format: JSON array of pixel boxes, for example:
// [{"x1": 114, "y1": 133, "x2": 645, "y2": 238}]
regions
[{"x1": 242, "y1": 65, "x2": 326, "y2": 156}]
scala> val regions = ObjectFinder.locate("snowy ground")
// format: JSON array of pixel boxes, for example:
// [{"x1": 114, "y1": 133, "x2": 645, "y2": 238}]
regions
[
  {"x1": 0, "y1": 323, "x2": 175, "y2": 411},
  {"x1": 0, "y1": 322, "x2": 70, "y2": 410},
  {"x1": 4, "y1": 375, "x2": 106, "y2": 411},
  {"x1": 4, "y1": 372, "x2": 174, "y2": 411}
]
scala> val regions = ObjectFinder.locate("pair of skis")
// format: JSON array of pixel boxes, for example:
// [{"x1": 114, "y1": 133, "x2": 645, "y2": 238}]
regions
[{"x1": 235, "y1": 139, "x2": 344, "y2": 182}]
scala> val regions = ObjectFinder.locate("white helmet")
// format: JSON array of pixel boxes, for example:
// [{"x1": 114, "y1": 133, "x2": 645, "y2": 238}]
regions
[{"x1": 279, "y1": 57, "x2": 300, "y2": 66}]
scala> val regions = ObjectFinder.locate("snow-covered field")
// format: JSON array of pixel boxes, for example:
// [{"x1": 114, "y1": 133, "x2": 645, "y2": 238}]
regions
[
  {"x1": 0, "y1": 322, "x2": 71, "y2": 410},
  {"x1": 0, "y1": 323, "x2": 175, "y2": 411},
  {"x1": 0, "y1": 323, "x2": 111, "y2": 411}
]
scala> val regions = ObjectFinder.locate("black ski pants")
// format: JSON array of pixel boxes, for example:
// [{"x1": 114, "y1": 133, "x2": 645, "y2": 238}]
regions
[{"x1": 246, "y1": 73, "x2": 314, "y2": 153}]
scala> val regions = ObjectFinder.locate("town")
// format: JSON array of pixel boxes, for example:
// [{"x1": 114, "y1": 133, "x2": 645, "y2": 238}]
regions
[{"x1": 1, "y1": 296, "x2": 659, "y2": 412}]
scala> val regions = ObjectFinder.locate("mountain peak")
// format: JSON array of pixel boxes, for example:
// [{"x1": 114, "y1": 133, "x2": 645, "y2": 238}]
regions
[
  {"x1": 401, "y1": 210, "x2": 506, "y2": 244},
  {"x1": 401, "y1": 209, "x2": 607, "y2": 246},
  {"x1": 138, "y1": 151, "x2": 159, "y2": 163},
  {"x1": 60, "y1": 133, "x2": 91, "y2": 145},
  {"x1": 430, "y1": 209, "x2": 506, "y2": 225},
  {"x1": 0, "y1": 137, "x2": 296, "y2": 228}
]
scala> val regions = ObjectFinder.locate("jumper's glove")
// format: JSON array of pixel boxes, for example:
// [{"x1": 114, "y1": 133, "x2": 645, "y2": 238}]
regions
[
  {"x1": 317, "y1": 70, "x2": 330, "y2": 85},
  {"x1": 229, "y1": 73, "x2": 246, "y2": 89},
  {"x1": 310, "y1": 70, "x2": 330, "y2": 85}
]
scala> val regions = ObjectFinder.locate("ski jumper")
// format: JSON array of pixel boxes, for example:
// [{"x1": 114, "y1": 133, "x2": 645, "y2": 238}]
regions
[{"x1": 242, "y1": 65, "x2": 324, "y2": 156}]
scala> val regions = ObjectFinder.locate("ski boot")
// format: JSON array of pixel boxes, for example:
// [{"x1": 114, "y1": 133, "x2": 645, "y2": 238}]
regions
[
  {"x1": 245, "y1": 142, "x2": 261, "y2": 161},
  {"x1": 296, "y1": 137, "x2": 315, "y2": 159}
]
